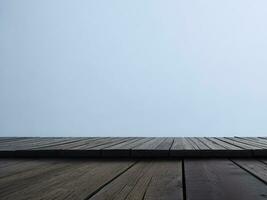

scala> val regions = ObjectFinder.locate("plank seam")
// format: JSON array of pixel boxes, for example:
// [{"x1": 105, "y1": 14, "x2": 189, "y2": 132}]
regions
[
  {"x1": 205, "y1": 137, "x2": 230, "y2": 149},
  {"x1": 216, "y1": 138, "x2": 246, "y2": 150},
  {"x1": 141, "y1": 176, "x2": 153, "y2": 200},
  {"x1": 234, "y1": 138, "x2": 266, "y2": 149},
  {"x1": 103, "y1": 138, "x2": 140, "y2": 149},
  {"x1": 196, "y1": 138, "x2": 212, "y2": 149},
  {"x1": 227, "y1": 138, "x2": 264, "y2": 149},
  {"x1": 185, "y1": 138, "x2": 197, "y2": 150},
  {"x1": 182, "y1": 159, "x2": 187, "y2": 200},
  {"x1": 259, "y1": 159, "x2": 267, "y2": 165},
  {"x1": 100, "y1": 138, "x2": 137, "y2": 149},
  {"x1": 84, "y1": 161, "x2": 138, "y2": 200},
  {"x1": 235, "y1": 137, "x2": 267, "y2": 146},
  {"x1": 230, "y1": 159, "x2": 267, "y2": 185},
  {"x1": 169, "y1": 138, "x2": 175, "y2": 150},
  {"x1": 32, "y1": 138, "x2": 88, "y2": 149}
]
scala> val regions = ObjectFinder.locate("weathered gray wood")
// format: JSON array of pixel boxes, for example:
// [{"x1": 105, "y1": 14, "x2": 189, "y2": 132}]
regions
[
  {"x1": 185, "y1": 159, "x2": 267, "y2": 200},
  {"x1": 198, "y1": 138, "x2": 226, "y2": 150},
  {"x1": 218, "y1": 137, "x2": 261, "y2": 149},
  {"x1": 140, "y1": 161, "x2": 183, "y2": 200},
  {"x1": 233, "y1": 137, "x2": 267, "y2": 148},
  {"x1": 90, "y1": 138, "x2": 136, "y2": 150},
  {"x1": 105, "y1": 138, "x2": 152, "y2": 150},
  {"x1": 207, "y1": 138, "x2": 254, "y2": 157},
  {"x1": 31, "y1": 138, "x2": 94, "y2": 149},
  {"x1": 228, "y1": 137, "x2": 267, "y2": 149},
  {"x1": 0, "y1": 138, "x2": 82, "y2": 150},
  {"x1": 102, "y1": 138, "x2": 153, "y2": 157},
  {"x1": 58, "y1": 138, "x2": 134, "y2": 157},
  {"x1": 187, "y1": 138, "x2": 210, "y2": 150},
  {"x1": 238, "y1": 137, "x2": 267, "y2": 145},
  {"x1": 232, "y1": 159, "x2": 267, "y2": 184},
  {"x1": 207, "y1": 137, "x2": 242, "y2": 150},
  {"x1": 0, "y1": 137, "x2": 266, "y2": 158},
  {"x1": 169, "y1": 138, "x2": 194, "y2": 157},
  {"x1": 0, "y1": 138, "x2": 51, "y2": 150},
  {"x1": 0, "y1": 159, "x2": 135, "y2": 200},
  {"x1": 0, "y1": 159, "x2": 62, "y2": 179},
  {"x1": 155, "y1": 138, "x2": 174, "y2": 150},
  {"x1": 37, "y1": 138, "x2": 102, "y2": 150},
  {"x1": 89, "y1": 160, "x2": 183, "y2": 200},
  {"x1": 72, "y1": 137, "x2": 128, "y2": 150},
  {"x1": 133, "y1": 138, "x2": 163, "y2": 149},
  {"x1": 131, "y1": 138, "x2": 167, "y2": 157},
  {"x1": 171, "y1": 138, "x2": 195, "y2": 150},
  {"x1": 0, "y1": 138, "x2": 32, "y2": 144},
  {"x1": 221, "y1": 138, "x2": 267, "y2": 156}
]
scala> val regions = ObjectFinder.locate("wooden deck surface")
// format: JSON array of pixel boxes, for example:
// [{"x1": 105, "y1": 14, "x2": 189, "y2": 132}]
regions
[
  {"x1": 0, "y1": 158, "x2": 267, "y2": 200},
  {"x1": 0, "y1": 137, "x2": 266, "y2": 158},
  {"x1": 0, "y1": 137, "x2": 267, "y2": 199}
]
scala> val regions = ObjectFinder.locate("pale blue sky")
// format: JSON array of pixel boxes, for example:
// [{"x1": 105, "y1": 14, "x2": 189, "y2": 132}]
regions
[{"x1": 1, "y1": 0, "x2": 267, "y2": 137}]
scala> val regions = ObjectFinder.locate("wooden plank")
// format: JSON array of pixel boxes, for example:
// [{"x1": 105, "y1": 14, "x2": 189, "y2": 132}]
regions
[
  {"x1": 171, "y1": 138, "x2": 195, "y2": 150},
  {"x1": 187, "y1": 138, "x2": 210, "y2": 150},
  {"x1": 89, "y1": 138, "x2": 136, "y2": 152},
  {"x1": 185, "y1": 159, "x2": 267, "y2": 200},
  {"x1": 260, "y1": 159, "x2": 267, "y2": 164},
  {"x1": 170, "y1": 138, "x2": 197, "y2": 157},
  {"x1": 0, "y1": 138, "x2": 32, "y2": 144},
  {"x1": 221, "y1": 138, "x2": 267, "y2": 156},
  {"x1": 191, "y1": 137, "x2": 236, "y2": 157},
  {"x1": 131, "y1": 138, "x2": 167, "y2": 157},
  {"x1": 0, "y1": 159, "x2": 81, "y2": 199},
  {"x1": 31, "y1": 138, "x2": 93, "y2": 149},
  {"x1": 0, "y1": 159, "x2": 135, "y2": 200},
  {"x1": 228, "y1": 137, "x2": 267, "y2": 149},
  {"x1": 155, "y1": 138, "x2": 174, "y2": 150},
  {"x1": 57, "y1": 138, "x2": 133, "y2": 157},
  {"x1": 105, "y1": 138, "x2": 152, "y2": 149},
  {"x1": 0, "y1": 138, "x2": 50, "y2": 150},
  {"x1": 17, "y1": 138, "x2": 82, "y2": 150},
  {"x1": 184, "y1": 138, "x2": 239, "y2": 157},
  {"x1": 0, "y1": 138, "x2": 40, "y2": 145},
  {"x1": 102, "y1": 138, "x2": 153, "y2": 157},
  {"x1": 232, "y1": 159, "x2": 267, "y2": 184},
  {"x1": 207, "y1": 137, "x2": 242, "y2": 150},
  {"x1": 218, "y1": 137, "x2": 261, "y2": 149},
  {"x1": 72, "y1": 137, "x2": 130, "y2": 150},
  {"x1": 0, "y1": 159, "x2": 62, "y2": 179},
  {"x1": 171, "y1": 138, "x2": 239, "y2": 158},
  {"x1": 0, "y1": 137, "x2": 266, "y2": 158},
  {"x1": 198, "y1": 138, "x2": 226, "y2": 150},
  {"x1": 0, "y1": 138, "x2": 81, "y2": 150},
  {"x1": 234, "y1": 137, "x2": 267, "y2": 148},
  {"x1": 208, "y1": 138, "x2": 255, "y2": 157},
  {"x1": 89, "y1": 160, "x2": 183, "y2": 200},
  {"x1": 37, "y1": 138, "x2": 103, "y2": 150},
  {"x1": 184, "y1": 138, "x2": 199, "y2": 149},
  {"x1": 140, "y1": 161, "x2": 183, "y2": 200},
  {"x1": 34, "y1": 138, "x2": 86, "y2": 149},
  {"x1": 133, "y1": 138, "x2": 163, "y2": 149},
  {"x1": 240, "y1": 137, "x2": 267, "y2": 144}
]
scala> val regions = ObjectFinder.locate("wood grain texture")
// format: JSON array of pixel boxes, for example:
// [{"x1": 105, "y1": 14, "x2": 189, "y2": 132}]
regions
[
  {"x1": 185, "y1": 159, "x2": 267, "y2": 200},
  {"x1": 232, "y1": 159, "x2": 267, "y2": 184},
  {"x1": 131, "y1": 138, "x2": 168, "y2": 157},
  {"x1": 0, "y1": 159, "x2": 135, "y2": 200},
  {"x1": 1, "y1": 158, "x2": 267, "y2": 199},
  {"x1": 0, "y1": 137, "x2": 267, "y2": 158},
  {"x1": 89, "y1": 160, "x2": 183, "y2": 200}
]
